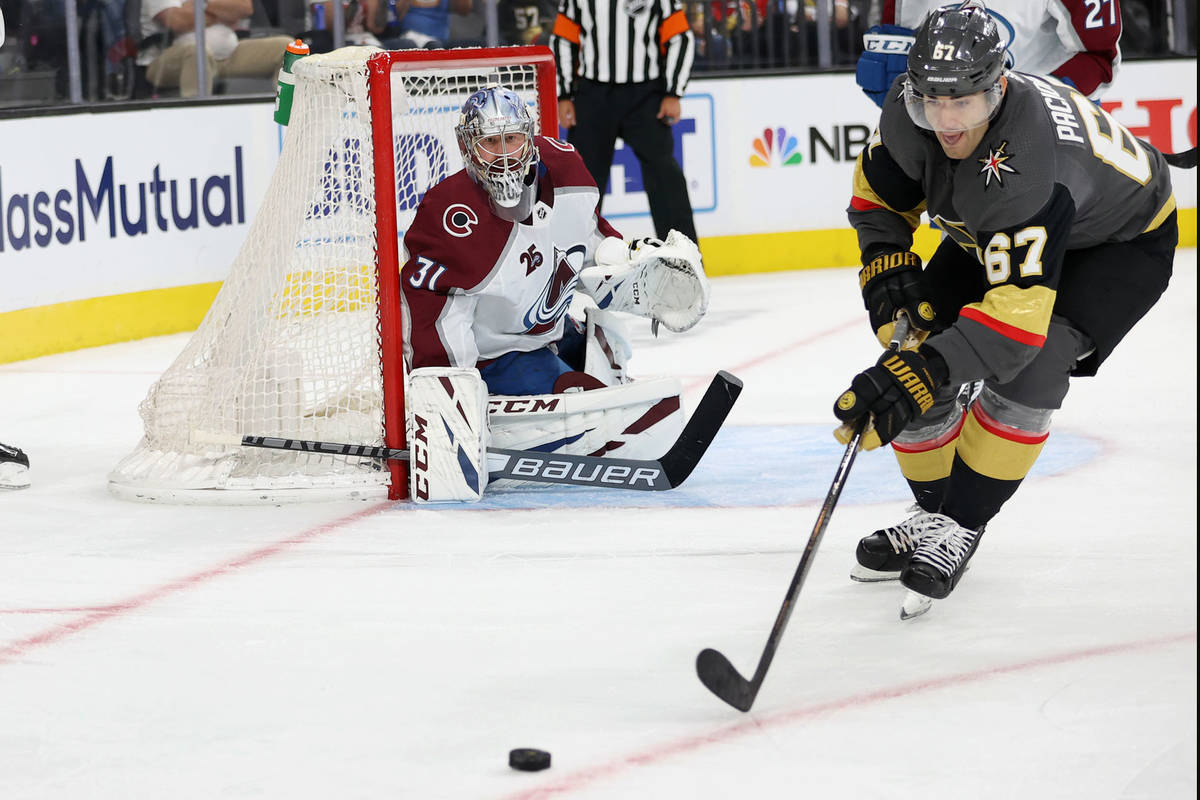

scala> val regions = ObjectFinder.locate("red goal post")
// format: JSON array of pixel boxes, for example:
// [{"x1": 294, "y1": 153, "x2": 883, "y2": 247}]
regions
[
  {"x1": 108, "y1": 46, "x2": 559, "y2": 504},
  {"x1": 369, "y1": 48, "x2": 558, "y2": 500}
]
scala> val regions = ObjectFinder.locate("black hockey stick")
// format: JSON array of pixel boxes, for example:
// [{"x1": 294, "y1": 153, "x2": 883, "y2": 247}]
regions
[
  {"x1": 696, "y1": 317, "x2": 911, "y2": 712},
  {"x1": 204, "y1": 371, "x2": 742, "y2": 492},
  {"x1": 1163, "y1": 146, "x2": 1197, "y2": 170}
]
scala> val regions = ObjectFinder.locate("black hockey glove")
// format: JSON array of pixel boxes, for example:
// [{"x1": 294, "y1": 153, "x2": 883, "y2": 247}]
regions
[
  {"x1": 859, "y1": 250, "x2": 937, "y2": 348},
  {"x1": 833, "y1": 348, "x2": 947, "y2": 451}
]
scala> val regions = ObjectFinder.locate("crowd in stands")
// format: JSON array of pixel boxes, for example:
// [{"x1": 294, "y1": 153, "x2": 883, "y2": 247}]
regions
[{"x1": 0, "y1": 0, "x2": 1193, "y2": 108}]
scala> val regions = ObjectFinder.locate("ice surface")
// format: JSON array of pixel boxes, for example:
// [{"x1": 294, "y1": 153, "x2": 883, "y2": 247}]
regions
[{"x1": 0, "y1": 252, "x2": 1194, "y2": 800}]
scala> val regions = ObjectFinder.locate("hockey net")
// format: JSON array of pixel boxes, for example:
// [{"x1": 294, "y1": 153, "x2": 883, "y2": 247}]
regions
[{"x1": 109, "y1": 46, "x2": 558, "y2": 504}]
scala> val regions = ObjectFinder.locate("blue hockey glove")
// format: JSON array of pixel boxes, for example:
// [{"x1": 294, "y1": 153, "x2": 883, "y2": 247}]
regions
[{"x1": 856, "y1": 25, "x2": 915, "y2": 108}]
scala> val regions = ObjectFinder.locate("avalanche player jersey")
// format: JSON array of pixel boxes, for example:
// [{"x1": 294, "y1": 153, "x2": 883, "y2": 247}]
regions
[
  {"x1": 849, "y1": 72, "x2": 1175, "y2": 384},
  {"x1": 401, "y1": 136, "x2": 620, "y2": 371},
  {"x1": 884, "y1": 0, "x2": 1121, "y2": 96}
]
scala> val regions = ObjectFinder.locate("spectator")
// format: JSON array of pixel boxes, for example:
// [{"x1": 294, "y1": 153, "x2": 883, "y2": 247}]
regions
[
  {"x1": 139, "y1": 0, "x2": 293, "y2": 97},
  {"x1": 552, "y1": 0, "x2": 699, "y2": 242},
  {"x1": 497, "y1": 0, "x2": 559, "y2": 45},
  {"x1": 303, "y1": 0, "x2": 386, "y2": 49},
  {"x1": 688, "y1": 1, "x2": 730, "y2": 65},
  {"x1": 380, "y1": 0, "x2": 472, "y2": 49}
]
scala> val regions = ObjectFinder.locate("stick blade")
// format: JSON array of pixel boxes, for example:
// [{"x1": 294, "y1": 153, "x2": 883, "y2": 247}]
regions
[
  {"x1": 696, "y1": 648, "x2": 758, "y2": 712},
  {"x1": 660, "y1": 371, "x2": 743, "y2": 488}
]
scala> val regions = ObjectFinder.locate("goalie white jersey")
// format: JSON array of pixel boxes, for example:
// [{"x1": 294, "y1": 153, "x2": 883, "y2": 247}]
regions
[{"x1": 400, "y1": 136, "x2": 620, "y2": 373}]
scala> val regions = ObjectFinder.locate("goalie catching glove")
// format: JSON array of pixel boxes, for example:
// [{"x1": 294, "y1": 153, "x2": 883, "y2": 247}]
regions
[
  {"x1": 859, "y1": 249, "x2": 937, "y2": 349},
  {"x1": 580, "y1": 230, "x2": 710, "y2": 333},
  {"x1": 833, "y1": 348, "x2": 947, "y2": 451}
]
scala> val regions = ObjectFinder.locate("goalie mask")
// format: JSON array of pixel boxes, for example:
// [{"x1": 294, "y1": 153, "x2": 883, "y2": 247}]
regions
[
  {"x1": 456, "y1": 86, "x2": 539, "y2": 222},
  {"x1": 903, "y1": 0, "x2": 1006, "y2": 133}
]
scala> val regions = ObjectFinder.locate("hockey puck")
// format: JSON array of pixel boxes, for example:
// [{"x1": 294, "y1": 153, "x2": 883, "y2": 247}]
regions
[{"x1": 508, "y1": 748, "x2": 551, "y2": 771}]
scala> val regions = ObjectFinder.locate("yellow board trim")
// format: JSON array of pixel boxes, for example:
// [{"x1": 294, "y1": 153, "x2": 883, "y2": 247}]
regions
[
  {"x1": 0, "y1": 283, "x2": 221, "y2": 364},
  {"x1": 698, "y1": 225, "x2": 944, "y2": 276},
  {"x1": 0, "y1": 209, "x2": 1193, "y2": 364}
]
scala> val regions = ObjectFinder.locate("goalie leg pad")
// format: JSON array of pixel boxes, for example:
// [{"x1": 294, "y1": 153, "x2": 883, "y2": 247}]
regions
[
  {"x1": 488, "y1": 377, "x2": 685, "y2": 485},
  {"x1": 407, "y1": 367, "x2": 489, "y2": 503}
]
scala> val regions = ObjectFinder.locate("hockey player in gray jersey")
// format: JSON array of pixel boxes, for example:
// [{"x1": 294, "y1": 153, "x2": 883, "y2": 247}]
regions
[{"x1": 832, "y1": 2, "x2": 1179, "y2": 609}]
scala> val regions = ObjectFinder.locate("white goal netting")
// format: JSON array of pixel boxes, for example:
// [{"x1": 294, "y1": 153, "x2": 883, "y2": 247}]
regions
[{"x1": 109, "y1": 47, "x2": 547, "y2": 504}]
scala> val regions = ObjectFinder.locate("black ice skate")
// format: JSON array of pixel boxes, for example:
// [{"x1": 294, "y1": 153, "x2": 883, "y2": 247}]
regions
[
  {"x1": 899, "y1": 521, "x2": 985, "y2": 600},
  {"x1": 0, "y1": 442, "x2": 30, "y2": 490},
  {"x1": 850, "y1": 506, "x2": 954, "y2": 582}
]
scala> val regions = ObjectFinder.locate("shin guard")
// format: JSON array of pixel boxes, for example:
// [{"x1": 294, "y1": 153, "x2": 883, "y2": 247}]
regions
[{"x1": 407, "y1": 367, "x2": 489, "y2": 503}]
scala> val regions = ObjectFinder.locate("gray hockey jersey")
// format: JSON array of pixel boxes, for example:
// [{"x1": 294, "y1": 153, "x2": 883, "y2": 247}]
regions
[{"x1": 849, "y1": 72, "x2": 1176, "y2": 384}]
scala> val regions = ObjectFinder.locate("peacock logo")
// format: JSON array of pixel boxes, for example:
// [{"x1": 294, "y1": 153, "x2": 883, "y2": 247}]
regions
[{"x1": 750, "y1": 127, "x2": 803, "y2": 167}]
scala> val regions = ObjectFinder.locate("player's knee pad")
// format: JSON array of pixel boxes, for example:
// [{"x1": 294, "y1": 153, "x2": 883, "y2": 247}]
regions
[
  {"x1": 893, "y1": 383, "x2": 967, "y2": 483},
  {"x1": 973, "y1": 386, "x2": 1055, "y2": 435},
  {"x1": 407, "y1": 367, "x2": 489, "y2": 503},
  {"x1": 895, "y1": 383, "x2": 964, "y2": 445},
  {"x1": 487, "y1": 377, "x2": 685, "y2": 486}
]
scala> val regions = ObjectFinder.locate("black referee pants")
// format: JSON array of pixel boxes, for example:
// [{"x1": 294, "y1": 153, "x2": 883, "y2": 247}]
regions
[{"x1": 568, "y1": 77, "x2": 697, "y2": 242}]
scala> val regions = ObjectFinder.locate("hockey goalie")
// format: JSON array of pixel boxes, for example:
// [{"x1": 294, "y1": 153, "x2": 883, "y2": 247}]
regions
[{"x1": 401, "y1": 85, "x2": 710, "y2": 502}]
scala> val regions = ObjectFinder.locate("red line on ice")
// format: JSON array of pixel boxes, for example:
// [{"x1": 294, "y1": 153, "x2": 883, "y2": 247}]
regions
[
  {"x1": 498, "y1": 630, "x2": 1195, "y2": 800},
  {"x1": 0, "y1": 502, "x2": 392, "y2": 666}
]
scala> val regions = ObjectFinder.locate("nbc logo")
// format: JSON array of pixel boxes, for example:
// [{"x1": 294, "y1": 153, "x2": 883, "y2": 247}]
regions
[{"x1": 750, "y1": 127, "x2": 803, "y2": 167}]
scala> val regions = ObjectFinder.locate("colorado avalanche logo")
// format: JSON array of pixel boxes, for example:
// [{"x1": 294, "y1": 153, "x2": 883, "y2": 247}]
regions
[
  {"x1": 442, "y1": 204, "x2": 479, "y2": 238},
  {"x1": 523, "y1": 244, "x2": 584, "y2": 335}
]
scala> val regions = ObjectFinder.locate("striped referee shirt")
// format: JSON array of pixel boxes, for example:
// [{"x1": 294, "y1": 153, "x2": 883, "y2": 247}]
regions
[{"x1": 551, "y1": 0, "x2": 695, "y2": 98}]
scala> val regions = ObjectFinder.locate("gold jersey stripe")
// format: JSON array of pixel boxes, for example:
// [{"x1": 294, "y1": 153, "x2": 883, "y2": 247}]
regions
[
  {"x1": 961, "y1": 284, "x2": 1057, "y2": 346},
  {"x1": 1142, "y1": 193, "x2": 1177, "y2": 233},
  {"x1": 852, "y1": 154, "x2": 925, "y2": 231}
]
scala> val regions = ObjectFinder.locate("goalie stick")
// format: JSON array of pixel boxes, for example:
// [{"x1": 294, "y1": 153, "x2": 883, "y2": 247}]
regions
[
  {"x1": 198, "y1": 371, "x2": 742, "y2": 492},
  {"x1": 696, "y1": 316, "x2": 910, "y2": 712}
]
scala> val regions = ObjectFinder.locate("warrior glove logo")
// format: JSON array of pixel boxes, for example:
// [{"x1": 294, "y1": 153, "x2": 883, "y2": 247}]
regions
[{"x1": 881, "y1": 355, "x2": 935, "y2": 413}]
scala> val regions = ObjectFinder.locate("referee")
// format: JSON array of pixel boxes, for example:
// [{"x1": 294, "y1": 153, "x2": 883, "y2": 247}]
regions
[{"x1": 551, "y1": 0, "x2": 698, "y2": 242}]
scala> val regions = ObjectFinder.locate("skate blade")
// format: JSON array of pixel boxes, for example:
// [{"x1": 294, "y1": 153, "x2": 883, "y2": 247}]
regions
[
  {"x1": 899, "y1": 590, "x2": 933, "y2": 620},
  {"x1": 849, "y1": 565, "x2": 901, "y2": 583}
]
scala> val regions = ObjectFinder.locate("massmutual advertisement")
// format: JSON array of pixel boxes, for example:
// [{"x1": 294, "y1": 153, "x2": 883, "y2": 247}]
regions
[{"x1": 0, "y1": 59, "x2": 1194, "y2": 361}]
